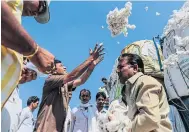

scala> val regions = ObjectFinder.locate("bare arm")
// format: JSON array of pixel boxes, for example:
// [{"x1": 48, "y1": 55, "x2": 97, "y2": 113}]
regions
[
  {"x1": 63, "y1": 57, "x2": 94, "y2": 84},
  {"x1": 1, "y1": 1, "x2": 37, "y2": 56},
  {"x1": 1, "y1": 1, "x2": 56, "y2": 73},
  {"x1": 71, "y1": 56, "x2": 104, "y2": 88},
  {"x1": 72, "y1": 64, "x2": 95, "y2": 88},
  {"x1": 63, "y1": 44, "x2": 104, "y2": 84}
]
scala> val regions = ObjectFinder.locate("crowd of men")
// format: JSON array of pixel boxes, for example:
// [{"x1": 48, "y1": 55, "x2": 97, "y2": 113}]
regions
[{"x1": 1, "y1": 0, "x2": 188, "y2": 132}]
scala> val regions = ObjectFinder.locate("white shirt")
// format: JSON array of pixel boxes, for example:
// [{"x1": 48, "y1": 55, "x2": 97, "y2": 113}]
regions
[
  {"x1": 1, "y1": 88, "x2": 22, "y2": 132},
  {"x1": 17, "y1": 107, "x2": 35, "y2": 132},
  {"x1": 64, "y1": 106, "x2": 73, "y2": 132},
  {"x1": 72, "y1": 107, "x2": 88, "y2": 132},
  {"x1": 72, "y1": 104, "x2": 97, "y2": 132}
]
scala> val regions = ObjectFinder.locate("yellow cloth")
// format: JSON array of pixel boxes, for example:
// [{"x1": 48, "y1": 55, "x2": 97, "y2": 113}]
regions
[{"x1": 1, "y1": 0, "x2": 23, "y2": 108}]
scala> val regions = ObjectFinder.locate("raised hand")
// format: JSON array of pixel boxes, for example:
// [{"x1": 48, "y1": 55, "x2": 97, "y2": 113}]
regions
[
  {"x1": 89, "y1": 43, "x2": 105, "y2": 61},
  {"x1": 93, "y1": 56, "x2": 104, "y2": 66}
]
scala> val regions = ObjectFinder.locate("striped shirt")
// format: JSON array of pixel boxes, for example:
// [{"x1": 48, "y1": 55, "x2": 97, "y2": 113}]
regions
[{"x1": 1, "y1": 0, "x2": 23, "y2": 108}]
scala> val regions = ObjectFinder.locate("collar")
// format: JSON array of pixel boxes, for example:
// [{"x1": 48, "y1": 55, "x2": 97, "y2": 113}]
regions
[{"x1": 126, "y1": 72, "x2": 144, "y2": 85}]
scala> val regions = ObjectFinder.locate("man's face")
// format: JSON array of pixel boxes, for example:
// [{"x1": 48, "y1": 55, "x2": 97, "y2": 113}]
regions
[
  {"x1": 117, "y1": 57, "x2": 137, "y2": 84},
  {"x1": 55, "y1": 63, "x2": 67, "y2": 75},
  {"x1": 22, "y1": 1, "x2": 46, "y2": 16},
  {"x1": 96, "y1": 96, "x2": 105, "y2": 107},
  {"x1": 32, "y1": 101, "x2": 39, "y2": 109},
  {"x1": 80, "y1": 91, "x2": 90, "y2": 104}
]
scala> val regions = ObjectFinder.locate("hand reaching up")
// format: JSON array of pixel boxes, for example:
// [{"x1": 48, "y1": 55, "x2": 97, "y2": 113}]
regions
[
  {"x1": 89, "y1": 43, "x2": 105, "y2": 61},
  {"x1": 89, "y1": 43, "x2": 105, "y2": 67}
]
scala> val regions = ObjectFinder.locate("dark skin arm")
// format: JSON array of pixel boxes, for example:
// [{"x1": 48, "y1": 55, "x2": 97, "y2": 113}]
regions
[
  {"x1": 71, "y1": 56, "x2": 104, "y2": 88},
  {"x1": 1, "y1": 1, "x2": 55, "y2": 73},
  {"x1": 1, "y1": 1, "x2": 36, "y2": 55},
  {"x1": 63, "y1": 44, "x2": 104, "y2": 84}
]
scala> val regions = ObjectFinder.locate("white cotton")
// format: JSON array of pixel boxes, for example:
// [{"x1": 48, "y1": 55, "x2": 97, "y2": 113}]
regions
[
  {"x1": 156, "y1": 12, "x2": 160, "y2": 16},
  {"x1": 99, "y1": 42, "x2": 103, "y2": 46},
  {"x1": 145, "y1": 6, "x2": 148, "y2": 11},
  {"x1": 163, "y1": 54, "x2": 179, "y2": 69},
  {"x1": 126, "y1": 24, "x2": 136, "y2": 30},
  {"x1": 163, "y1": 1, "x2": 189, "y2": 38},
  {"x1": 162, "y1": 1, "x2": 189, "y2": 69},
  {"x1": 106, "y1": 2, "x2": 135, "y2": 37}
]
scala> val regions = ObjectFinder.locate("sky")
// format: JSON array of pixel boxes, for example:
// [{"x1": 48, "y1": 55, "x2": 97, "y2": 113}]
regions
[{"x1": 20, "y1": 1, "x2": 184, "y2": 116}]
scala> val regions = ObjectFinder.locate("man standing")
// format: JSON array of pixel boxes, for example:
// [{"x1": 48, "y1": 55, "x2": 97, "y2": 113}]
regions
[
  {"x1": 17, "y1": 96, "x2": 39, "y2": 132},
  {"x1": 64, "y1": 91, "x2": 75, "y2": 132},
  {"x1": 96, "y1": 92, "x2": 107, "y2": 113},
  {"x1": 96, "y1": 92, "x2": 108, "y2": 132},
  {"x1": 99, "y1": 78, "x2": 110, "y2": 99},
  {"x1": 35, "y1": 44, "x2": 104, "y2": 132},
  {"x1": 72, "y1": 89, "x2": 97, "y2": 132},
  {"x1": 117, "y1": 53, "x2": 172, "y2": 132}
]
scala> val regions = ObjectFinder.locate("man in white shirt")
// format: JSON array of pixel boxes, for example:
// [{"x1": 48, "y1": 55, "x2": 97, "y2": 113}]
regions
[
  {"x1": 72, "y1": 89, "x2": 97, "y2": 132},
  {"x1": 17, "y1": 96, "x2": 39, "y2": 132},
  {"x1": 96, "y1": 92, "x2": 108, "y2": 132}
]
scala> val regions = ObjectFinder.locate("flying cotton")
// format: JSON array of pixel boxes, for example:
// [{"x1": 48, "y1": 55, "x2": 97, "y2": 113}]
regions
[{"x1": 106, "y1": 2, "x2": 136, "y2": 37}]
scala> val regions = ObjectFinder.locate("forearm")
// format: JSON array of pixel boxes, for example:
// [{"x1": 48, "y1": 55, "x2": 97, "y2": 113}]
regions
[
  {"x1": 64, "y1": 57, "x2": 93, "y2": 83},
  {"x1": 1, "y1": 1, "x2": 37, "y2": 56},
  {"x1": 79, "y1": 65, "x2": 95, "y2": 84}
]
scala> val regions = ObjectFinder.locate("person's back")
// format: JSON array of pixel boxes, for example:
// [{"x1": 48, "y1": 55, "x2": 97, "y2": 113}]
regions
[
  {"x1": 17, "y1": 107, "x2": 34, "y2": 132},
  {"x1": 17, "y1": 96, "x2": 39, "y2": 132}
]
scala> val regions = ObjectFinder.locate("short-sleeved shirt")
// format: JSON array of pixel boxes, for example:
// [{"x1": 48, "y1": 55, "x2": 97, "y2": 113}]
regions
[{"x1": 35, "y1": 75, "x2": 72, "y2": 132}]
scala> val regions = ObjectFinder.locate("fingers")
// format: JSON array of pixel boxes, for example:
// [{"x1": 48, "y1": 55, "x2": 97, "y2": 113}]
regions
[
  {"x1": 99, "y1": 56, "x2": 104, "y2": 62},
  {"x1": 89, "y1": 48, "x2": 93, "y2": 55},
  {"x1": 93, "y1": 43, "x2": 98, "y2": 53},
  {"x1": 99, "y1": 52, "x2": 105, "y2": 56},
  {"x1": 97, "y1": 44, "x2": 104, "y2": 53},
  {"x1": 98, "y1": 47, "x2": 105, "y2": 53}
]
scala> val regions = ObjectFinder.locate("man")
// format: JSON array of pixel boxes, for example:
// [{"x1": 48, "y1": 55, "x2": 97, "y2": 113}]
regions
[
  {"x1": 35, "y1": 44, "x2": 104, "y2": 132},
  {"x1": 117, "y1": 53, "x2": 172, "y2": 132},
  {"x1": 96, "y1": 92, "x2": 108, "y2": 132},
  {"x1": 72, "y1": 89, "x2": 97, "y2": 132},
  {"x1": 1, "y1": 67, "x2": 38, "y2": 132},
  {"x1": 64, "y1": 91, "x2": 75, "y2": 132},
  {"x1": 17, "y1": 96, "x2": 40, "y2": 132},
  {"x1": 99, "y1": 78, "x2": 110, "y2": 99},
  {"x1": 96, "y1": 92, "x2": 107, "y2": 113},
  {"x1": 1, "y1": 0, "x2": 55, "y2": 108}
]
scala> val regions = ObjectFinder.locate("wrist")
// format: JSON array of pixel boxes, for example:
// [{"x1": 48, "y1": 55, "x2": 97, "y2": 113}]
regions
[
  {"x1": 24, "y1": 44, "x2": 39, "y2": 58},
  {"x1": 88, "y1": 56, "x2": 94, "y2": 62},
  {"x1": 88, "y1": 64, "x2": 95, "y2": 70}
]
